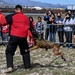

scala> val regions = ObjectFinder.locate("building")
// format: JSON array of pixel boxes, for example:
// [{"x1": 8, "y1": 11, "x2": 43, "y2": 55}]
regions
[{"x1": 31, "y1": 6, "x2": 43, "y2": 10}]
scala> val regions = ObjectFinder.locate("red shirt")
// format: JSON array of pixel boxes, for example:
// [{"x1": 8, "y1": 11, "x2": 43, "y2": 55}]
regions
[
  {"x1": 0, "y1": 13, "x2": 7, "y2": 25},
  {"x1": 11, "y1": 12, "x2": 30, "y2": 38},
  {"x1": 0, "y1": 12, "x2": 30, "y2": 38},
  {"x1": 1, "y1": 12, "x2": 30, "y2": 38}
]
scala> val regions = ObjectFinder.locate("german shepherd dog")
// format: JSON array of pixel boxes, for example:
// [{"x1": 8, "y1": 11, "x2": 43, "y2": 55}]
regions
[{"x1": 29, "y1": 29, "x2": 66, "y2": 61}]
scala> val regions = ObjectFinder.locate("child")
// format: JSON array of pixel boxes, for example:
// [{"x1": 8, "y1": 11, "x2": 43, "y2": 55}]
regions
[
  {"x1": 28, "y1": 16, "x2": 35, "y2": 47},
  {"x1": 2, "y1": 24, "x2": 9, "y2": 45},
  {"x1": 35, "y1": 16, "x2": 44, "y2": 39}
]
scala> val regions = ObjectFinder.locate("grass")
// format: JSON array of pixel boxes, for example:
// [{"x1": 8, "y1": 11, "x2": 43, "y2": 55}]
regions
[{"x1": 0, "y1": 46, "x2": 75, "y2": 75}]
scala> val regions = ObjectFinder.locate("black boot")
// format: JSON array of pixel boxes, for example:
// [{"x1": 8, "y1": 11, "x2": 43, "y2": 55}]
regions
[
  {"x1": 22, "y1": 52, "x2": 31, "y2": 69},
  {"x1": 6, "y1": 54, "x2": 13, "y2": 68}
]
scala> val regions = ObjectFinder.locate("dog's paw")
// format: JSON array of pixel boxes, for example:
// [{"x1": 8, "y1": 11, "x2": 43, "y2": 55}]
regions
[{"x1": 61, "y1": 56, "x2": 67, "y2": 62}]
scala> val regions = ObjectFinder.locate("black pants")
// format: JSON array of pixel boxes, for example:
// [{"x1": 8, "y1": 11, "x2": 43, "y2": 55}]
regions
[
  {"x1": 45, "y1": 28, "x2": 50, "y2": 40},
  {"x1": 6, "y1": 36, "x2": 31, "y2": 69},
  {"x1": 58, "y1": 31, "x2": 64, "y2": 45},
  {"x1": 65, "y1": 31, "x2": 72, "y2": 47}
]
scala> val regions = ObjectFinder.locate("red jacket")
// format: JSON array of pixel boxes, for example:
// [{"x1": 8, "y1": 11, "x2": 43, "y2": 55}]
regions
[
  {"x1": 2, "y1": 12, "x2": 30, "y2": 38},
  {"x1": 0, "y1": 13, "x2": 7, "y2": 25},
  {"x1": 0, "y1": 13, "x2": 7, "y2": 33}
]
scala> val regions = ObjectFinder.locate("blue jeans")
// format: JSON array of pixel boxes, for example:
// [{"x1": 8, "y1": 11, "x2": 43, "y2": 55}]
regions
[
  {"x1": 2, "y1": 33, "x2": 9, "y2": 44},
  {"x1": 49, "y1": 32, "x2": 56, "y2": 42}
]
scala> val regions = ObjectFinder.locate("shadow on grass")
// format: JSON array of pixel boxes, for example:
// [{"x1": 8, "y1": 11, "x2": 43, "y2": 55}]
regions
[
  {"x1": 31, "y1": 63, "x2": 64, "y2": 69},
  {"x1": 31, "y1": 56, "x2": 67, "y2": 69},
  {"x1": 14, "y1": 62, "x2": 65, "y2": 71},
  {"x1": 13, "y1": 56, "x2": 67, "y2": 71}
]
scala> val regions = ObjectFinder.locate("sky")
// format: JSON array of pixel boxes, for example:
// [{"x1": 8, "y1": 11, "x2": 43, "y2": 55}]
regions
[{"x1": 32, "y1": 0, "x2": 75, "y2": 5}]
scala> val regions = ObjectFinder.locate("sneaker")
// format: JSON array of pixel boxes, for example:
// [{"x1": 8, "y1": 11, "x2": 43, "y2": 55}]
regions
[
  {"x1": 73, "y1": 45, "x2": 75, "y2": 48},
  {"x1": 68, "y1": 46, "x2": 72, "y2": 49},
  {"x1": 2, "y1": 43, "x2": 6, "y2": 46},
  {"x1": 66, "y1": 46, "x2": 69, "y2": 48},
  {"x1": 1, "y1": 67, "x2": 13, "y2": 73},
  {"x1": 25, "y1": 66, "x2": 33, "y2": 71}
]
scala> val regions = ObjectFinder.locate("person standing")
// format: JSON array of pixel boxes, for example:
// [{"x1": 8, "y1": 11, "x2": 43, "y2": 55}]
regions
[
  {"x1": 72, "y1": 15, "x2": 75, "y2": 47},
  {"x1": 28, "y1": 16, "x2": 35, "y2": 47},
  {"x1": 44, "y1": 11, "x2": 53, "y2": 40},
  {"x1": 63, "y1": 13, "x2": 73, "y2": 48},
  {"x1": 35, "y1": 16, "x2": 44, "y2": 39},
  {"x1": 56, "y1": 12, "x2": 64, "y2": 46},
  {"x1": 1, "y1": 5, "x2": 31, "y2": 73},
  {"x1": 49, "y1": 13, "x2": 56, "y2": 42}
]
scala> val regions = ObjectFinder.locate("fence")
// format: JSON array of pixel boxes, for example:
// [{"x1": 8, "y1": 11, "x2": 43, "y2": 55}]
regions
[
  {"x1": 0, "y1": 24, "x2": 75, "y2": 46},
  {"x1": 44, "y1": 24, "x2": 75, "y2": 46}
]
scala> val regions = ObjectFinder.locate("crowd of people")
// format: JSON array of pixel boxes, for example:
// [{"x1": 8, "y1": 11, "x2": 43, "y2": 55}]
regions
[
  {"x1": 44, "y1": 10, "x2": 75, "y2": 49},
  {"x1": 28, "y1": 10, "x2": 75, "y2": 49},
  {"x1": 0, "y1": 8, "x2": 75, "y2": 49},
  {"x1": 0, "y1": 4, "x2": 75, "y2": 73},
  {"x1": 0, "y1": 9, "x2": 75, "y2": 49}
]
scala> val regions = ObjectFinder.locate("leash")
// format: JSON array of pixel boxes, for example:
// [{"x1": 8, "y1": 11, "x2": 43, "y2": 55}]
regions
[
  {"x1": 50, "y1": 56, "x2": 60, "y2": 64},
  {"x1": 50, "y1": 55, "x2": 66, "y2": 65}
]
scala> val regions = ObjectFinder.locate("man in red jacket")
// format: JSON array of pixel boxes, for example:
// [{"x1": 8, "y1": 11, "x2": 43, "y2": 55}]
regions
[{"x1": 1, "y1": 5, "x2": 31, "y2": 73}]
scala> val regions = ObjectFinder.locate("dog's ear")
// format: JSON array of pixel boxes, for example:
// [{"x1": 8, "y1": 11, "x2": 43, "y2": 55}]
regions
[{"x1": 31, "y1": 29, "x2": 39, "y2": 39}]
